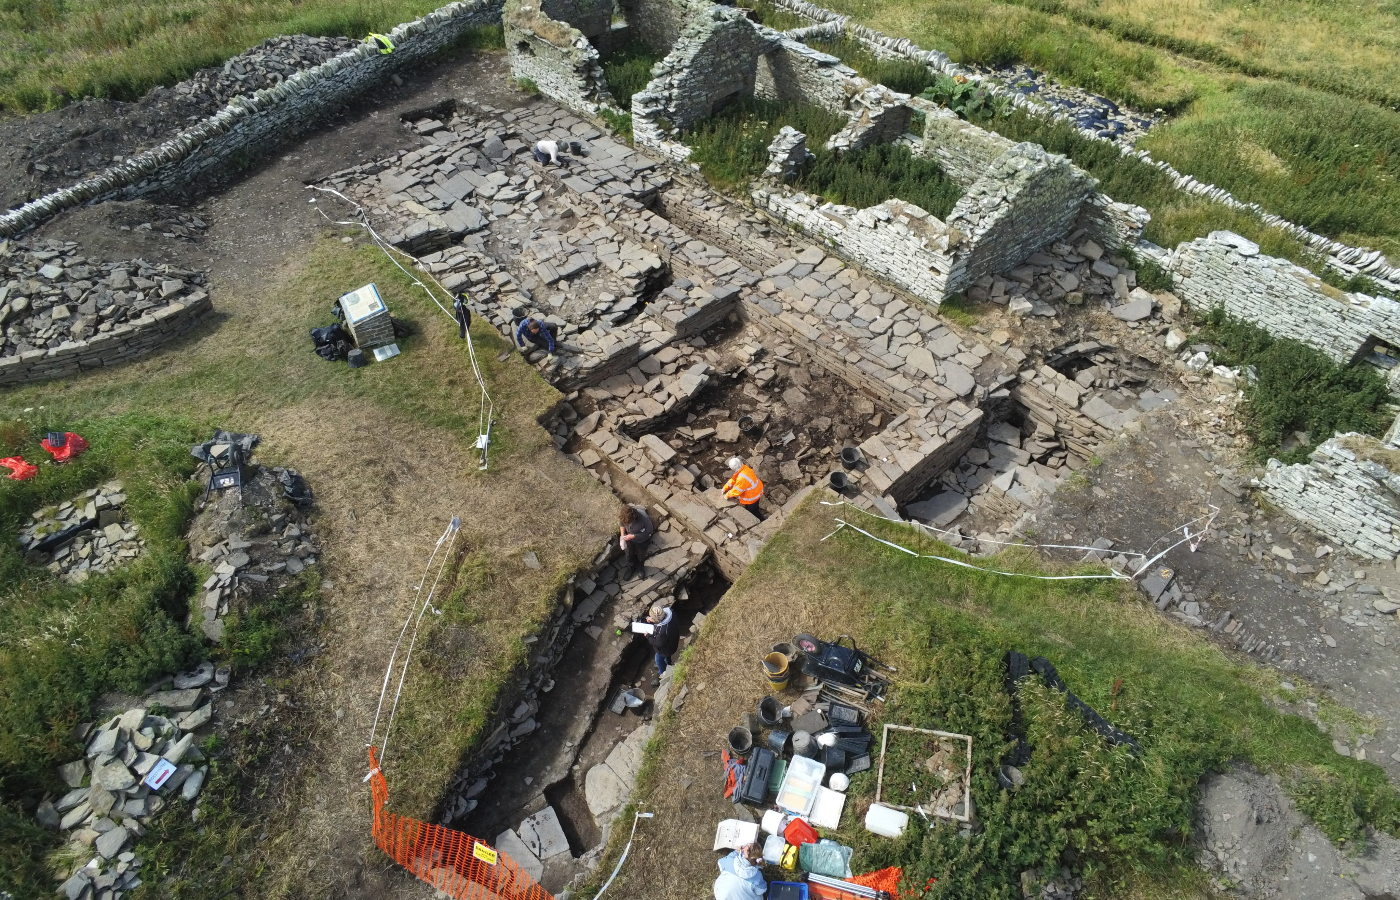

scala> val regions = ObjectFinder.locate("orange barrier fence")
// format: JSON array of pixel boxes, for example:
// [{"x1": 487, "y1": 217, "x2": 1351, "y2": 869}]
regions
[{"x1": 368, "y1": 747, "x2": 555, "y2": 900}]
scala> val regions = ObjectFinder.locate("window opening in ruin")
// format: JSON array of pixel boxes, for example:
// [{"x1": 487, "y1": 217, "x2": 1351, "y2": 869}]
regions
[
  {"x1": 1359, "y1": 335, "x2": 1399, "y2": 370},
  {"x1": 516, "y1": 40, "x2": 535, "y2": 56}
]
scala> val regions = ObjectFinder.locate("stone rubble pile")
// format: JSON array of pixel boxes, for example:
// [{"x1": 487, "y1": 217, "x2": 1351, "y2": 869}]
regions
[
  {"x1": 18, "y1": 480, "x2": 142, "y2": 582},
  {"x1": 173, "y1": 36, "x2": 359, "y2": 109},
  {"x1": 117, "y1": 210, "x2": 209, "y2": 243},
  {"x1": 0, "y1": 237, "x2": 209, "y2": 357},
  {"x1": 189, "y1": 464, "x2": 319, "y2": 644},
  {"x1": 42, "y1": 662, "x2": 228, "y2": 900}
]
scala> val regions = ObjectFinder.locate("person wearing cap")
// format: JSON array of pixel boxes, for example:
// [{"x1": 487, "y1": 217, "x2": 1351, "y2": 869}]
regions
[
  {"x1": 532, "y1": 139, "x2": 562, "y2": 166},
  {"x1": 721, "y1": 456, "x2": 765, "y2": 520},
  {"x1": 641, "y1": 602, "x2": 679, "y2": 681},
  {"x1": 453, "y1": 292, "x2": 472, "y2": 339},
  {"x1": 713, "y1": 843, "x2": 766, "y2": 900},
  {"x1": 618, "y1": 503, "x2": 654, "y2": 578}
]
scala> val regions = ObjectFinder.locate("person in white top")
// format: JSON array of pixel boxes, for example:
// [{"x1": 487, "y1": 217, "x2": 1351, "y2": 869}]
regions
[{"x1": 532, "y1": 139, "x2": 562, "y2": 165}]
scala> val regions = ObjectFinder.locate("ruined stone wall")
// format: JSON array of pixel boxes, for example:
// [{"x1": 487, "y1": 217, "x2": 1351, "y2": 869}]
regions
[
  {"x1": 0, "y1": 294, "x2": 212, "y2": 386},
  {"x1": 0, "y1": 0, "x2": 505, "y2": 237},
  {"x1": 506, "y1": 11, "x2": 611, "y2": 113},
  {"x1": 753, "y1": 188, "x2": 963, "y2": 305},
  {"x1": 1075, "y1": 192, "x2": 1150, "y2": 253},
  {"x1": 753, "y1": 37, "x2": 856, "y2": 112},
  {"x1": 946, "y1": 143, "x2": 1096, "y2": 287},
  {"x1": 539, "y1": 0, "x2": 614, "y2": 39},
  {"x1": 633, "y1": 8, "x2": 773, "y2": 132},
  {"x1": 1169, "y1": 233, "x2": 1400, "y2": 364},
  {"x1": 617, "y1": 0, "x2": 707, "y2": 55},
  {"x1": 913, "y1": 105, "x2": 1014, "y2": 187},
  {"x1": 1261, "y1": 435, "x2": 1400, "y2": 560}
]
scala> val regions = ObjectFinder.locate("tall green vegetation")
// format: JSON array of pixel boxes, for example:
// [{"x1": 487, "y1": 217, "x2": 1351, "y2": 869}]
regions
[
  {"x1": 683, "y1": 97, "x2": 846, "y2": 191},
  {"x1": 803, "y1": 142, "x2": 962, "y2": 218},
  {"x1": 601, "y1": 40, "x2": 661, "y2": 109},
  {"x1": 683, "y1": 97, "x2": 963, "y2": 215},
  {"x1": 1193, "y1": 309, "x2": 1393, "y2": 463},
  {"x1": 805, "y1": 34, "x2": 938, "y2": 96}
]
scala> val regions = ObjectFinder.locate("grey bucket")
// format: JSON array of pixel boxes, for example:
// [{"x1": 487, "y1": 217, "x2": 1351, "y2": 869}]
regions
[
  {"x1": 792, "y1": 730, "x2": 817, "y2": 758},
  {"x1": 840, "y1": 447, "x2": 862, "y2": 468},
  {"x1": 758, "y1": 695, "x2": 783, "y2": 726},
  {"x1": 728, "y1": 726, "x2": 753, "y2": 755},
  {"x1": 829, "y1": 471, "x2": 849, "y2": 491}
]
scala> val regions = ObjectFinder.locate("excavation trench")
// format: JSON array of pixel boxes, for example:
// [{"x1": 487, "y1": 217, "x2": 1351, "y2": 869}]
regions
[{"x1": 442, "y1": 558, "x2": 730, "y2": 891}]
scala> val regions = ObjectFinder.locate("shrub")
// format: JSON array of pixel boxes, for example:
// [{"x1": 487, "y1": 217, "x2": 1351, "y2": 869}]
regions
[
  {"x1": 1193, "y1": 309, "x2": 1393, "y2": 462},
  {"x1": 684, "y1": 97, "x2": 847, "y2": 191},
  {"x1": 800, "y1": 142, "x2": 962, "y2": 219},
  {"x1": 598, "y1": 107, "x2": 634, "y2": 142},
  {"x1": 601, "y1": 39, "x2": 661, "y2": 109},
  {"x1": 734, "y1": 0, "x2": 808, "y2": 31}
]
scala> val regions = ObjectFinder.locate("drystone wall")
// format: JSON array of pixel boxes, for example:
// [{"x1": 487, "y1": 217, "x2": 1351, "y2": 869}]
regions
[
  {"x1": 753, "y1": 141, "x2": 1093, "y2": 306},
  {"x1": 753, "y1": 37, "x2": 858, "y2": 112},
  {"x1": 632, "y1": 7, "x2": 774, "y2": 133},
  {"x1": 912, "y1": 105, "x2": 1015, "y2": 187},
  {"x1": 762, "y1": 0, "x2": 1400, "y2": 291},
  {"x1": 618, "y1": 0, "x2": 709, "y2": 56},
  {"x1": 0, "y1": 293, "x2": 211, "y2": 386},
  {"x1": 1169, "y1": 232, "x2": 1400, "y2": 364},
  {"x1": 0, "y1": 0, "x2": 504, "y2": 237},
  {"x1": 946, "y1": 143, "x2": 1096, "y2": 287},
  {"x1": 753, "y1": 188, "x2": 966, "y2": 304},
  {"x1": 1261, "y1": 435, "x2": 1400, "y2": 560},
  {"x1": 539, "y1": 0, "x2": 613, "y2": 39},
  {"x1": 506, "y1": 8, "x2": 611, "y2": 112}
]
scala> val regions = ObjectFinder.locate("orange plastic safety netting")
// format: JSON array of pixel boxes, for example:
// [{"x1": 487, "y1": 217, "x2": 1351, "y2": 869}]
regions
[{"x1": 368, "y1": 747, "x2": 554, "y2": 900}]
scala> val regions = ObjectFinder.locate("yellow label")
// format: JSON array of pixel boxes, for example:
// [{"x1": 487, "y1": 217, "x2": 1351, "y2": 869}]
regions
[{"x1": 473, "y1": 843, "x2": 498, "y2": 865}]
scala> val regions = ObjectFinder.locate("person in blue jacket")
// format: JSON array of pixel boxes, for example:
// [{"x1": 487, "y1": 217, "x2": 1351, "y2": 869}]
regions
[
  {"x1": 515, "y1": 317, "x2": 556, "y2": 355},
  {"x1": 713, "y1": 843, "x2": 766, "y2": 900}
]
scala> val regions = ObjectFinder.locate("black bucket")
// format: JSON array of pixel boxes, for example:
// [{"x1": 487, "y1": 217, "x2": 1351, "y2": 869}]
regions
[
  {"x1": 828, "y1": 471, "x2": 849, "y2": 491},
  {"x1": 792, "y1": 730, "x2": 817, "y2": 758},
  {"x1": 768, "y1": 729, "x2": 791, "y2": 755},
  {"x1": 840, "y1": 447, "x2": 862, "y2": 468},
  {"x1": 728, "y1": 726, "x2": 753, "y2": 755},
  {"x1": 738, "y1": 415, "x2": 759, "y2": 434},
  {"x1": 758, "y1": 696, "x2": 784, "y2": 726}
]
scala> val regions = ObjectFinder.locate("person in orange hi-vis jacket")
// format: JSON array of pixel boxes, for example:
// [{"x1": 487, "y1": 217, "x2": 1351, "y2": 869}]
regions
[{"x1": 722, "y1": 456, "x2": 766, "y2": 521}]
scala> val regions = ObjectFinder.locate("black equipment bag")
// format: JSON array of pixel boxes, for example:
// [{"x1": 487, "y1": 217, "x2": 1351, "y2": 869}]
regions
[{"x1": 795, "y1": 634, "x2": 865, "y2": 686}]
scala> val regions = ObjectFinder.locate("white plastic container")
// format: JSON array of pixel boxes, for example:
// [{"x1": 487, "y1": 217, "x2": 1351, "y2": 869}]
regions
[
  {"x1": 864, "y1": 803, "x2": 909, "y2": 838},
  {"x1": 775, "y1": 755, "x2": 826, "y2": 816},
  {"x1": 761, "y1": 809, "x2": 787, "y2": 836}
]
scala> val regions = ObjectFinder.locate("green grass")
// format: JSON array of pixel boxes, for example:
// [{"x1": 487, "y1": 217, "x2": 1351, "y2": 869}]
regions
[
  {"x1": 0, "y1": 413, "x2": 206, "y2": 898},
  {"x1": 805, "y1": 33, "x2": 938, "y2": 97},
  {"x1": 602, "y1": 497, "x2": 1400, "y2": 898},
  {"x1": 601, "y1": 39, "x2": 661, "y2": 109},
  {"x1": 734, "y1": 0, "x2": 809, "y2": 32},
  {"x1": 0, "y1": 236, "x2": 607, "y2": 899},
  {"x1": 0, "y1": 1, "x2": 504, "y2": 113},
  {"x1": 683, "y1": 97, "x2": 961, "y2": 215},
  {"x1": 785, "y1": 0, "x2": 1400, "y2": 264},
  {"x1": 1192, "y1": 309, "x2": 1393, "y2": 464}
]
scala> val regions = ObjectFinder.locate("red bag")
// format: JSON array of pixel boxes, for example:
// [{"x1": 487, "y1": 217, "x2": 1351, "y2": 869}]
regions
[
  {"x1": 783, "y1": 818, "x2": 819, "y2": 846},
  {"x1": 41, "y1": 432, "x2": 88, "y2": 463},
  {"x1": 1, "y1": 457, "x2": 38, "y2": 480}
]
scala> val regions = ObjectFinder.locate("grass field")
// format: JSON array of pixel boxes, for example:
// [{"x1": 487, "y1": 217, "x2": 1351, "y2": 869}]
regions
[
  {"x1": 762, "y1": 0, "x2": 1400, "y2": 265},
  {"x1": 0, "y1": 0, "x2": 469, "y2": 113},
  {"x1": 0, "y1": 235, "x2": 615, "y2": 899},
  {"x1": 587, "y1": 495, "x2": 1399, "y2": 898}
]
